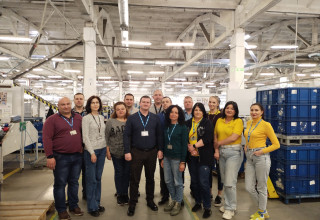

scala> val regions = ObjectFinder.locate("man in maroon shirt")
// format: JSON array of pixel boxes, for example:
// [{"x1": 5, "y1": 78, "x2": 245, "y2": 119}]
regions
[{"x1": 43, "y1": 97, "x2": 84, "y2": 220}]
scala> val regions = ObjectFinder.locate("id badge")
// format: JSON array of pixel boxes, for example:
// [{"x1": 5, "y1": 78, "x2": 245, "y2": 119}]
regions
[
  {"x1": 97, "y1": 135, "x2": 102, "y2": 140},
  {"x1": 191, "y1": 136, "x2": 196, "y2": 141},
  {"x1": 70, "y1": 130, "x2": 77, "y2": 135},
  {"x1": 167, "y1": 144, "x2": 173, "y2": 150},
  {"x1": 141, "y1": 130, "x2": 149, "y2": 136}
]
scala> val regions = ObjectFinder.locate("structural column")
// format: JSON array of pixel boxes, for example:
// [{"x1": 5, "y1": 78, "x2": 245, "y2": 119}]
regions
[
  {"x1": 83, "y1": 23, "x2": 97, "y2": 99},
  {"x1": 229, "y1": 28, "x2": 245, "y2": 90},
  {"x1": 119, "y1": 81, "x2": 123, "y2": 100}
]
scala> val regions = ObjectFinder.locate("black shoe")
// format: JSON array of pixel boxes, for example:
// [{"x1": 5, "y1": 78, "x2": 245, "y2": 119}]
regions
[
  {"x1": 89, "y1": 210, "x2": 100, "y2": 217},
  {"x1": 98, "y1": 205, "x2": 105, "y2": 212},
  {"x1": 117, "y1": 196, "x2": 124, "y2": 206},
  {"x1": 82, "y1": 194, "x2": 87, "y2": 200},
  {"x1": 190, "y1": 191, "x2": 194, "y2": 198},
  {"x1": 214, "y1": 195, "x2": 222, "y2": 207},
  {"x1": 127, "y1": 205, "x2": 135, "y2": 216},
  {"x1": 158, "y1": 197, "x2": 169, "y2": 205},
  {"x1": 192, "y1": 203, "x2": 202, "y2": 212},
  {"x1": 138, "y1": 191, "x2": 140, "y2": 197},
  {"x1": 203, "y1": 208, "x2": 212, "y2": 218},
  {"x1": 181, "y1": 200, "x2": 184, "y2": 206},
  {"x1": 147, "y1": 201, "x2": 158, "y2": 211},
  {"x1": 114, "y1": 193, "x2": 117, "y2": 197},
  {"x1": 123, "y1": 195, "x2": 129, "y2": 204}
]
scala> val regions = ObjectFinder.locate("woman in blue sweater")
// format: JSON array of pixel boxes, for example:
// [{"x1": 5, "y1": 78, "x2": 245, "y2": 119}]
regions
[{"x1": 161, "y1": 105, "x2": 188, "y2": 216}]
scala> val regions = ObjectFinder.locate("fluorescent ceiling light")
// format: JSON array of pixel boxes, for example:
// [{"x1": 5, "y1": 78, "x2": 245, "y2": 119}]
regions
[
  {"x1": 270, "y1": 45, "x2": 298, "y2": 49},
  {"x1": 298, "y1": 63, "x2": 317, "y2": 67},
  {"x1": 67, "y1": 86, "x2": 74, "y2": 88},
  {"x1": 57, "y1": 88, "x2": 64, "y2": 90},
  {"x1": 149, "y1": 71, "x2": 164, "y2": 74},
  {"x1": 52, "y1": 58, "x2": 64, "y2": 62},
  {"x1": 205, "y1": 82, "x2": 215, "y2": 85},
  {"x1": 311, "y1": 73, "x2": 320, "y2": 77},
  {"x1": 296, "y1": 73, "x2": 306, "y2": 76},
  {"x1": 129, "y1": 84, "x2": 138, "y2": 87},
  {"x1": 0, "y1": 57, "x2": 10, "y2": 61},
  {"x1": 166, "y1": 82, "x2": 178, "y2": 85},
  {"x1": 105, "y1": 81, "x2": 117, "y2": 84},
  {"x1": 155, "y1": 61, "x2": 175, "y2": 65},
  {"x1": 208, "y1": 85, "x2": 216, "y2": 88},
  {"x1": 244, "y1": 72, "x2": 253, "y2": 76},
  {"x1": 165, "y1": 42, "x2": 194, "y2": 47},
  {"x1": 46, "y1": 87, "x2": 54, "y2": 90},
  {"x1": 244, "y1": 79, "x2": 248, "y2": 81},
  {"x1": 40, "y1": 79, "x2": 57, "y2": 82},
  {"x1": 122, "y1": 40, "x2": 152, "y2": 46},
  {"x1": 60, "y1": 80, "x2": 73, "y2": 83},
  {"x1": 246, "y1": 45, "x2": 257, "y2": 49},
  {"x1": 146, "y1": 78, "x2": 158, "y2": 81},
  {"x1": 64, "y1": 69, "x2": 81, "y2": 73},
  {"x1": 129, "y1": 81, "x2": 141, "y2": 84},
  {"x1": 140, "y1": 88, "x2": 148, "y2": 91},
  {"x1": 260, "y1": 73, "x2": 275, "y2": 76},
  {"x1": 96, "y1": 84, "x2": 103, "y2": 86},
  {"x1": 220, "y1": 82, "x2": 228, "y2": 85},
  {"x1": 127, "y1": 71, "x2": 143, "y2": 74},
  {"x1": 1, "y1": 74, "x2": 7, "y2": 77},
  {"x1": 182, "y1": 82, "x2": 193, "y2": 85},
  {"x1": 184, "y1": 72, "x2": 199, "y2": 75},
  {"x1": 196, "y1": 85, "x2": 202, "y2": 88},
  {"x1": 33, "y1": 68, "x2": 43, "y2": 72},
  {"x1": 124, "y1": 60, "x2": 145, "y2": 64},
  {"x1": 98, "y1": 76, "x2": 112, "y2": 79},
  {"x1": 181, "y1": 89, "x2": 189, "y2": 92},
  {"x1": 255, "y1": 83, "x2": 265, "y2": 86},
  {"x1": 0, "y1": 36, "x2": 32, "y2": 42},
  {"x1": 34, "y1": 85, "x2": 43, "y2": 88},
  {"x1": 174, "y1": 78, "x2": 186, "y2": 81},
  {"x1": 48, "y1": 75, "x2": 62, "y2": 78},
  {"x1": 26, "y1": 74, "x2": 41, "y2": 78},
  {"x1": 166, "y1": 88, "x2": 174, "y2": 91},
  {"x1": 244, "y1": 35, "x2": 251, "y2": 40},
  {"x1": 78, "y1": 76, "x2": 83, "y2": 79}
]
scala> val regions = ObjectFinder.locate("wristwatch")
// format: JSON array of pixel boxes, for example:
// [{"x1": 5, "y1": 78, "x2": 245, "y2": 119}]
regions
[{"x1": 47, "y1": 155, "x2": 54, "y2": 159}]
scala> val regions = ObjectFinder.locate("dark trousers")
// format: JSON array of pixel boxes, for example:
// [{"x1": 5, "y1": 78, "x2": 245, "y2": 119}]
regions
[
  {"x1": 53, "y1": 152, "x2": 82, "y2": 213},
  {"x1": 210, "y1": 159, "x2": 223, "y2": 191},
  {"x1": 159, "y1": 159, "x2": 169, "y2": 198},
  {"x1": 82, "y1": 154, "x2": 86, "y2": 197},
  {"x1": 129, "y1": 147, "x2": 157, "y2": 205},
  {"x1": 111, "y1": 154, "x2": 130, "y2": 196}
]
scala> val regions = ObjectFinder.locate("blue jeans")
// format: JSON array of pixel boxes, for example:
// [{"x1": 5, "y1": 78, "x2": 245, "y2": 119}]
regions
[
  {"x1": 219, "y1": 145, "x2": 244, "y2": 211},
  {"x1": 187, "y1": 156, "x2": 211, "y2": 209},
  {"x1": 53, "y1": 152, "x2": 82, "y2": 213},
  {"x1": 163, "y1": 157, "x2": 184, "y2": 203},
  {"x1": 84, "y1": 148, "x2": 106, "y2": 212},
  {"x1": 111, "y1": 154, "x2": 130, "y2": 196}
]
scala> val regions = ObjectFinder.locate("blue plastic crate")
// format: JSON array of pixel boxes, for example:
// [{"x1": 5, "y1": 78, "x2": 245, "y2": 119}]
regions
[
  {"x1": 270, "y1": 174, "x2": 320, "y2": 195},
  {"x1": 268, "y1": 89, "x2": 278, "y2": 104},
  {"x1": 271, "y1": 159, "x2": 320, "y2": 178},
  {"x1": 277, "y1": 104, "x2": 319, "y2": 120},
  {"x1": 278, "y1": 88, "x2": 320, "y2": 104},
  {"x1": 275, "y1": 144, "x2": 320, "y2": 162},
  {"x1": 261, "y1": 90, "x2": 269, "y2": 104},
  {"x1": 266, "y1": 105, "x2": 278, "y2": 119},
  {"x1": 256, "y1": 91, "x2": 262, "y2": 104},
  {"x1": 278, "y1": 120, "x2": 319, "y2": 135}
]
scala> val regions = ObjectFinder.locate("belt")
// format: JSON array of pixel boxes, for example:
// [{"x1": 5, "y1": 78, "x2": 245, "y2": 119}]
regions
[
  {"x1": 220, "y1": 144, "x2": 242, "y2": 149},
  {"x1": 134, "y1": 147, "x2": 156, "y2": 152},
  {"x1": 247, "y1": 147, "x2": 266, "y2": 152}
]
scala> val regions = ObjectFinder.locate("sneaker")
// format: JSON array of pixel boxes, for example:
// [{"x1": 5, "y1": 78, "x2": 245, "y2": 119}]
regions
[
  {"x1": 98, "y1": 205, "x2": 105, "y2": 212},
  {"x1": 89, "y1": 210, "x2": 100, "y2": 217},
  {"x1": 222, "y1": 210, "x2": 235, "y2": 220},
  {"x1": 164, "y1": 200, "x2": 176, "y2": 212},
  {"x1": 69, "y1": 207, "x2": 84, "y2": 216},
  {"x1": 123, "y1": 195, "x2": 129, "y2": 204},
  {"x1": 250, "y1": 210, "x2": 270, "y2": 220},
  {"x1": 170, "y1": 202, "x2": 181, "y2": 216},
  {"x1": 117, "y1": 195, "x2": 124, "y2": 206},
  {"x1": 219, "y1": 206, "x2": 225, "y2": 213},
  {"x1": 203, "y1": 208, "x2": 212, "y2": 218},
  {"x1": 191, "y1": 203, "x2": 202, "y2": 212},
  {"x1": 214, "y1": 195, "x2": 222, "y2": 207},
  {"x1": 58, "y1": 211, "x2": 71, "y2": 220}
]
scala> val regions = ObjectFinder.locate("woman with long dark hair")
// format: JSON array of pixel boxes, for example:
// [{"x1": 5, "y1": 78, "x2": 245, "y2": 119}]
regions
[
  {"x1": 105, "y1": 101, "x2": 130, "y2": 206},
  {"x1": 214, "y1": 101, "x2": 244, "y2": 220},
  {"x1": 244, "y1": 103, "x2": 279, "y2": 220},
  {"x1": 82, "y1": 96, "x2": 106, "y2": 217},
  {"x1": 186, "y1": 102, "x2": 214, "y2": 219},
  {"x1": 161, "y1": 105, "x2": 188, "y2": 216}
]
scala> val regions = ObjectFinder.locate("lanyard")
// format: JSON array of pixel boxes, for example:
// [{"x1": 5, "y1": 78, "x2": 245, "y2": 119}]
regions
[
  {"x1": 247, "y1": 118, "x2": 262, "y2": 143},
  {"x1": 60, "y1": 115, "x2": 74, "y2": 130},
  {"x1": 91, "y1": 114, "x2": 101, "y2": 133},
  {"x1": 167, "y1": 123, "x2": 177, "y2": 143},
  {"x1": 138, "y1": 111, "x2": 150, "y2": 130},
  {"x1": 190, "y1": 117, "x2": 202, "y2": 137},
  {"x1": 154, "y1": 104, "x2": 162, "y2": 114}
]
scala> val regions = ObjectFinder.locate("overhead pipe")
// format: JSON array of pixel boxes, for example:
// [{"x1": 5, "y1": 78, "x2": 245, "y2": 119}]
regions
[{"x1": 118, "y1": 0, "x2": 129, "y2": 47}]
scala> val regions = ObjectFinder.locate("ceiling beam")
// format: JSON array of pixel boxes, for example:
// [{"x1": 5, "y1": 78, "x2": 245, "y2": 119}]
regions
[
  {"x1": 287, "y1": 25, "x2": 311, "y2": 47},
  {"x1": 199, "y1": 23, "x2": 210, "y2": 43},
  {"x1": 259, "y1": 26, "x2": 282, "y2": 62}
]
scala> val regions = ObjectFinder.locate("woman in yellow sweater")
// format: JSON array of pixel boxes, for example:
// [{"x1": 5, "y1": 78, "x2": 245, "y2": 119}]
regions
[{"x1": 244, "y1": 103, "x2": 280, "y2": 220}]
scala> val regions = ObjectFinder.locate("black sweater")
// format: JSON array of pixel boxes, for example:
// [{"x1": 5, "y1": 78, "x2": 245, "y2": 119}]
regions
[{"x1": 186, "y1": 118, "x2": 214, "y2": 166}]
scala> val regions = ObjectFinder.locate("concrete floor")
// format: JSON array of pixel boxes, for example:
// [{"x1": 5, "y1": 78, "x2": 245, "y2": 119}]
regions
[{"x1": 1, "y1": 153, "x2": 319, "y2": 220}]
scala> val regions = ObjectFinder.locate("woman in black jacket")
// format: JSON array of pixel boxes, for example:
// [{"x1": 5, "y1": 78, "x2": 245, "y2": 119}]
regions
[{"x1": 186, "y1": 102, "x2": 214, "y2": 219}]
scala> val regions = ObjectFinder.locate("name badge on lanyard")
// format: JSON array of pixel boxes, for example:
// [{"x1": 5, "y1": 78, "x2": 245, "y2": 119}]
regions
[
  {"x1": 141, "y1": 130, "x2": 149, "y2": 136},
  {"x1": 70, "y1": 130, "x2": 77, "y2": 135},
  {"x1": 138, "y1": 111, "x2": 150, "y2": 137},
  {"x1": 61, "y1": 115, "x2": 75, "y2": 136},
  {"x1": 167, "y1": 144, "x2": 173, "y2": 149}
]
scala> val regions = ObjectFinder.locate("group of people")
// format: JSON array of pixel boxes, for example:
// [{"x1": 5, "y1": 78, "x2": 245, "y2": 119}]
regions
[{"x1": 43, "y1": 89, "x2": 280, "y2": 220}]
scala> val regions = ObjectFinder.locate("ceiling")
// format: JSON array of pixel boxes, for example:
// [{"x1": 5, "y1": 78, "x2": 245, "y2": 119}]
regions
[{"x1": 0, "y1": 0, "x2": 320, "y2": 102}]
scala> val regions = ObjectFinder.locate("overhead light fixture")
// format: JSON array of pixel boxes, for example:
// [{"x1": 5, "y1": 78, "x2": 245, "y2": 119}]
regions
[
  {"x1": 255, "y1": 83, "x2": 265, "y2": 86},
  {"x1": 220, "y1": 82, "x2": 228, "y2": 85},
  {"x1": 270, "y1": 45, "x2": 298, "y2": 49},
  {"x1": 140, "y1": 88, "x2": 148, "y2": 91},
  {"x1": 52, "y1": 58, "x2": 64, "y2": 62},
  {"x1": 298, "y1": 63, "x2": 317, "y2": 67},
  {"x1": 208, "y1": 85, "x2": 216, "y2": 88},
  {"x1": 311, "y1": 73, "x2": 320, "y2": 77},
  {"x1": 0, "y1": 57, "x2": 10, "y2": 61},
  {"x1": 166, "y1": 88, "x2": 174, "y2": 91},
  {"x1": 60, "y1": 80, "x2": 73, "y2": 83},
  {"x1": 121, "y1": 40, "x2": 152, "y2": 46},
  {"x1": 64, "y1": 69, "x2": 81, "y2": 73},
  {"x1": 46, "y1": 87, "x2": 54, "y2": 90},
  {"x1": 96, "y1": 84, "x2": 103, "y2": 86},
  {"x1": 165, "y1": 42, "x2": 194, "y2": 47},
  {"x1": 166, "y1": 82, "x2": 178, "y2": 85},
  {"x1": 182, "y1": 82, "x2": 193, "y2": 85},
  {"x1": 196, "y1": 85, "x2": 203, "y2": 88},
  {"x1": 144, "y1": 81, "x2": 155, "y2": 84},
  {"x1": 66, "y1": 86, "x2": 74, "y2": 89},
  {"x1": 246, "y1": 45, "x2": 257, "y2": 49},
  {"x1": 205, "y1": 82, "x2": 215, "y2": 85},
  {"x1": 149, "y1": 71, "x2": 164, "y2": 74},
  {"x1": 127, "y1": 71, "x2": 143, "y2": 74},
  {"x1": 244, "y1": 79, "x2": 248, "y2": 81},
  {"x1": 124, "y1": 60, "x2": 145, "y2": 64},
  {"x1": 244, "y1": 35, "x2": 251, "y2": 40},
  {"x1": 48, "y1": 75, "x2": 62, "y2": 78},
  {"x1": 184, "y1": 72, "x2": 199, "y2": 75},
  {"x1": 40, "y1": 79, "x2": 57, "y2": 82},
  {"x1": 146, "y1": 78, "x2": 158, "y2": 81},
  {"x1": 98, "y1": 76, "x2": 112, "y2": 79},
  {"x1": 260, "y1": 73, "x2": 275, "y2": 76},
  {"x1": 244, "y1": 72, "x2": 253, "y2": 76},
  {"x1": 174, "y1": 78, "x2": 186, "y2": 81},
  {"x1": 296, "y1": 73, "x2": 306, "y2": 76},
  {"x1": 155, "y1": 61, "x2": 175, "y2": 65},
  {"x1": 33, "y1": 68, "x2": 43, "y2": 72},
  {"x1": 78, "y1": 76, "x2": 83, "y2": 79},
  {"x1": 57, "y1": 88, "x2": 64, "y2": 90},
  {"x1": 129, "y1": 81, "x2": 141, "y2": 84},
  {"x1": 34, "y1": 85, "x2": 43, "y2": 88},
  {"x1": 26, "y1": 74, "x2": 41, "y2": 78},
  {"x1": 104, "y1": 81, "x2": 117, "y2": 84},
  {"x1": 0, "y1": 36, "x2": 32, "y2": 42}
]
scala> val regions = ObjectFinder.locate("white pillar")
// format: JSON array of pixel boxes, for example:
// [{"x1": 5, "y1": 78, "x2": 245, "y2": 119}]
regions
[
  {"x1": 119, "y1": 81, "x2": 123, "y2": 101},
  {"x1": 161, "y1": 82, "x2": 165, "y2": 96},
  {"x1": 73, "y1": 81, "x2": 77, "y2": 95},
  {"x1": 229, "y1": 28, "x2": 245, "y2": 90},
  {"x1": 83, "y1": 23, "x2": 97, "y2": 99}
]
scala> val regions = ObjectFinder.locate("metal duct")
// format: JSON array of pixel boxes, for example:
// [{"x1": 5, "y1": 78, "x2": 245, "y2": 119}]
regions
[{"x1": 118, "y1": 0, "x2": 129, "y2": 45}]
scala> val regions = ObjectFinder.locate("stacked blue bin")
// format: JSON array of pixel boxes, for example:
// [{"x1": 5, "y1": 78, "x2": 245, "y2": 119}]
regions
[{"x1": 24, "y1": 117, "x2": 44, "y2": 150}]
